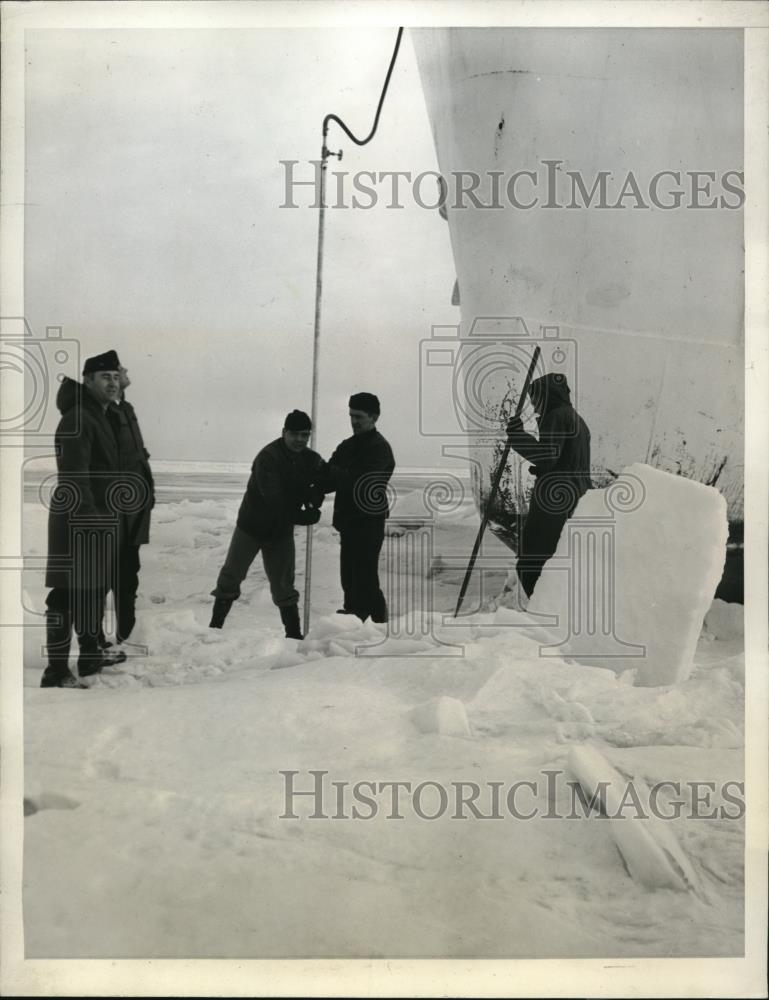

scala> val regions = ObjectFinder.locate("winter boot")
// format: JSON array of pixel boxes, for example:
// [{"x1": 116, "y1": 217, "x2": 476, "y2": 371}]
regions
[
  {"x1": 279, "y1": 605, "x2": 303, "y2": 640},
  {"x1": 369, "y1": 592, "x2": 389, "y2": 624},
  {"x1": 41, "y1": 667, "x2": 87, "y2": 689},
  {"x1": 77, "y1": 637, "x2": 107, "y2": 678},
  {"x1": 77, "y1": 657, "x2": 104, "y2": 678},
  {"x1": 59, "y1": 672, "x2": 89, "y2": 689},
  {"x1": 209, "y1": 597, "x2": 233, "y2": 629},
  {"x1": 100, "y1": 647, "x2": 128, "y2": 667},
  {"x1": 81, "y1": 638, "x2": 127, "y2": 671}
]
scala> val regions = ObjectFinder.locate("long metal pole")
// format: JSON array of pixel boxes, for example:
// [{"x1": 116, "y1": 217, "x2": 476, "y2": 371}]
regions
[
  {"x1": 303, "y1": 135, "x2": 329, "y2": 637},
  {"x1": 300, "y1": 29, "x2": 401, "y2": 637},
  {"x1": 453, "y1": 346, "x2": 541, "y2": 618}
]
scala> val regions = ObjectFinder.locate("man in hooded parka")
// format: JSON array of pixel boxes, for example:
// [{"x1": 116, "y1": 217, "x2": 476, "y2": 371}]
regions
[
  {"x1": 506, "y1": 373, "x2": 592, "y2": 598},
  {"x1": 42, "y1": 351, "x2": 125, "y2": 688}
]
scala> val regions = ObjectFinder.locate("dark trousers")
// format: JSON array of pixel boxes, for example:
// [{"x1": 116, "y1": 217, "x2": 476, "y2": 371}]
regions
[
  {"x1": 104, "y1": 543, "x2": 141, "y2": 644},
  {"x1": 212, "y1": 525, "x2": 299, "y2": 608},
  {"x1": 516, "y1": 503, "x2": 570, "y2": 598},
  {"x1": 46, "y1": 587, "x2": 106, "y2": 678},
  {"x1": 339, "y1": 519, "x2": 387, "y2": 622}
]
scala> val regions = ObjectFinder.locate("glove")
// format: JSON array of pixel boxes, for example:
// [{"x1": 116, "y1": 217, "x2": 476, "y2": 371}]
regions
[
  {"x1": 294, "y1": 506, "x2": 320, "y2": 526},
  {"x1": 302, "y1": 484, "x2": 325, "y2": 508},
  {"x1": 506, "y1": 415, "x2": 524, "y2": 437}
]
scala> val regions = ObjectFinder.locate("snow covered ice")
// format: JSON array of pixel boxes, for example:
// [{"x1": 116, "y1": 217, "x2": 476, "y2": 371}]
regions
[
  {"x1": 21, "y1": 466, "x2": 745, "y2": 958},
  {"x1": 568, "y1": 744, "x2": 707, "y2": 896}
]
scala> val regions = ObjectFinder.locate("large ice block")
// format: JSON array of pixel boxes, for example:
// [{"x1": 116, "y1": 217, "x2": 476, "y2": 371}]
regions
[{"x1": 527, "y1": 463, "x2": 728, "y2": 686}]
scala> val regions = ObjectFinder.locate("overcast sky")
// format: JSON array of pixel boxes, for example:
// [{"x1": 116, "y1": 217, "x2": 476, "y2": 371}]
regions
[{"x1": 25, "y1": 26, "x2": 459, "y2": 465}]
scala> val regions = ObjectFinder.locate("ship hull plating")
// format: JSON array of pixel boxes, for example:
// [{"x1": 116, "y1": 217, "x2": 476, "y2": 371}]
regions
[{"x1": 412, "y1": 28, "x2": 744, "y2": 549}]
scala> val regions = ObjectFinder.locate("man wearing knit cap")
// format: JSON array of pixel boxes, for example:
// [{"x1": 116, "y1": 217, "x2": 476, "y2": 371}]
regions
[
  {"x1": 318, "y1": 392, "x2": 395, "y2": 623},
  {"x1": 209, "y1": 410, "x2": 323, "y2": 639},
  {"x1": 42, "y1": 350, "x2": 125, "y2": 687}
]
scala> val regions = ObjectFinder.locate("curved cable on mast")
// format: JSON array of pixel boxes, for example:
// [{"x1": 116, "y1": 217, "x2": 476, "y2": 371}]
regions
[{"x1": 323, "y1": 27, "x2": 404, "y2": 146}]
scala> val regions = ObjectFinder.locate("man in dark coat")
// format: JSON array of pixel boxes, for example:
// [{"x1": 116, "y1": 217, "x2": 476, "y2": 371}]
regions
[
  {"x1": 506, "y1": 373, "x2": 592, "y2": 598},
  {"x1": 319, "y1": 392, "x2": 396, "y2": 623},
  {"x1": 42, "y1": 351, "x2": 125, "y2": 688},
  {"x1": 209, "y1": 410, "x2": 323, "y2": 639},
  {"x1": 105, "y1": 361, "x2": 155, "y2": 647}
]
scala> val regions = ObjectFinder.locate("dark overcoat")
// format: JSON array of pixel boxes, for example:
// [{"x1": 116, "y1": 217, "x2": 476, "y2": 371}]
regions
[
  {"x1": 107, "y1": 395, "x2": 155, "y2": 545},
  {"x1": 45, "y1": 379, "x2": 122, "y2": 590}
]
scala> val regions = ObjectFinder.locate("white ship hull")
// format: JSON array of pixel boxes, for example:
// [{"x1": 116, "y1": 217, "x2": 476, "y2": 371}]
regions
[{"x1": 413, "y1": 28, "x2": 744, "y2": 542}]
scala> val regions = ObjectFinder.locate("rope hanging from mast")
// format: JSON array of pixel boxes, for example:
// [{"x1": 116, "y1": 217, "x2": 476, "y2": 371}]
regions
[{"x1": 303, "y1": 27, "x2": 405, "y2": 637}]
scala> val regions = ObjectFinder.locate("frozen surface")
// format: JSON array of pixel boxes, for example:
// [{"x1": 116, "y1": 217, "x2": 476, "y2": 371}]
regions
[
  {"x1": 21, "y1": 474, "x2": 744, "y2": 958},
  {"x1": 568, "y1": 744, "x2": 705, "y2": 896},
  {"x1": 527, "y1": 464, "x2": 729, "y2": 686}
]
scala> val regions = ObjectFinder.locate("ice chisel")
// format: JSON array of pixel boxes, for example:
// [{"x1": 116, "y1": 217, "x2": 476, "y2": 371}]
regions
[{"x1": 453, "y1": 345, "x2": 541, "y2": 618}]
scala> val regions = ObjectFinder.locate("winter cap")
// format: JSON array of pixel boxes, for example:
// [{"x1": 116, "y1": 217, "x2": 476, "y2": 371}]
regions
[
  {"x1": 83, "y1": 350, "x2": 121, "y2": 375},
  {"x1": 348, "y1": 391, "x2": 380, "y2": 415},
  {"x1": 284, "y1": 409, "x2": 312, "y2": 432}
]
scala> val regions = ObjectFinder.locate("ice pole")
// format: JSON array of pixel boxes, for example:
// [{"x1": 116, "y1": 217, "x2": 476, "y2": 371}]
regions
[{"x1": 453, "y1": 344, "x2": 541, "y2": 618}]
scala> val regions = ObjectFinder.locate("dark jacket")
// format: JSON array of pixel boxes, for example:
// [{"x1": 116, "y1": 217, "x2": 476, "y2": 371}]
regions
[
  {"x1": 508, "y1": 373, "x2": 592, "y2": 515},
  {"x1": 107, "y1": 395, "x2": 155, "y2": 546},
  {"x1": 237, "y1": 438, "x2": 323, "y2": 541},
  {"x1": 45, "y1": 378, "x2": 122, "y2": 589},
  {"x1": 320, "y1": 428, "x2": 395, "y2": 530}
]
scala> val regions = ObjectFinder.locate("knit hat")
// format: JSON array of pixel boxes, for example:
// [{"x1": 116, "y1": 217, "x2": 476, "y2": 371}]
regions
[
  {"x1": 348, "y1": 392, "x2": 380, "y2": 415},
  {"x1": 284, "y1": 409, "x2": 312, "y2": 432},
  {"x1": 83, "y1": 350, "x2": 121, "y2": 375}
]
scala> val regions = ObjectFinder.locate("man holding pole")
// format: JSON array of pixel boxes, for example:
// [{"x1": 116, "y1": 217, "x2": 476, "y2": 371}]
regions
[
  {"x1": 318, "y1": 392, "x2": 395, "y2": 623},
  {"x1": 506, "y1": 372, "x2": 592, "y2": 598},
  {"x1": 208, "y1": 410, "x2": 322, "y2": 639}
]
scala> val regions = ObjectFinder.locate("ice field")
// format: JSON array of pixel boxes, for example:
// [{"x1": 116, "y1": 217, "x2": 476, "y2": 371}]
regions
[{"x1": 20, "y1": 465, "x2": 745, "y2": 958}]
